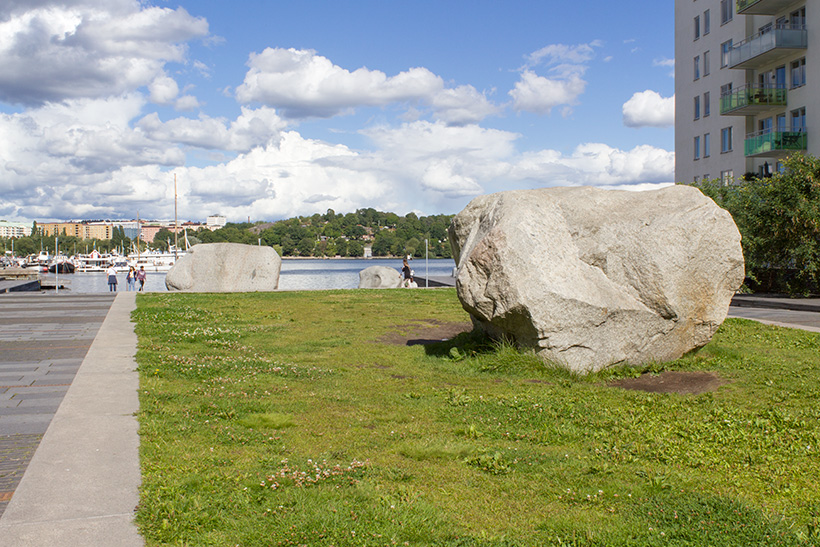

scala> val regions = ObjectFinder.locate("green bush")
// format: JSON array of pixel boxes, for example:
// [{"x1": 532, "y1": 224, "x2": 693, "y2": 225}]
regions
[{"x1": 694, "y1": 153, "x2": 820, "y2": 295}]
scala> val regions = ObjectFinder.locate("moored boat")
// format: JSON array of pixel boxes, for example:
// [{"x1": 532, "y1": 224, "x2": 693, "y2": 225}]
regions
[{"x1": 48, "y1": 255, "x2": 76, "y2": 273}]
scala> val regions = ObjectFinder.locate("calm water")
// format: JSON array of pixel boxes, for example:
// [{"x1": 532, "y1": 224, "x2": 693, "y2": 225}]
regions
[{"x1": 40, "y1": 258, "x2": 456, "y2": 293}]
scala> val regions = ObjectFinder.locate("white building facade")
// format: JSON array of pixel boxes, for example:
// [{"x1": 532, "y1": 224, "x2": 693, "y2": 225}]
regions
[
  {"x1": 675, "y1": 0, "x2": 815, "y2": 184},
  {"x1": 206, "y1": 215, "x2": 227, "y2": 230},
  {"x1": 0, "y1": 221, "x2": 32, "y2": 238}
]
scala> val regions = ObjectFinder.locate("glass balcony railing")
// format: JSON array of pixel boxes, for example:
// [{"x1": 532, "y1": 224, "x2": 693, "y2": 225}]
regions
[
  {"x1": 744, "y1": 129, "x2": 807, "y2": 157},
  {"x1": 729, "y1": 25, "x2": 807, "y2": 69},
  {"x1": 720, "y1": 84, "x2": 787, "y2": 115},
  {"x1": 737, "y1": 0, "x2": 799, "y2": 15}
]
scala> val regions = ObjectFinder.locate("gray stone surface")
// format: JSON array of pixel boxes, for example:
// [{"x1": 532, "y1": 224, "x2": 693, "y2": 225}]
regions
[
  {"x1": 0, "y1": 294, "x2": 113, "y2": 517},
  {"x1": 165, "y1": 242, "x2": 281, "y2": 292},
  {"x1": 449, "y1": 185, "x2": 745, "y2": 373},
  {"x1": 0, "y1": 292, "x2": 143, "y2": 546},
  {"x1": 358, "y1": 265, "x2": 402, "y2": 289}
]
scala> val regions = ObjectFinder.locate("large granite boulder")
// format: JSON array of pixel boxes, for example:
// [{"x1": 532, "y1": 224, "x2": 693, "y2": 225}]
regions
[
  {"x1": 449, "y1": 186, "x2": 745, "y2": 373},
  {"x1": 358, "y1": 265, "x2": 402, "y2": 288},
  {"x1": 165, "y1": 243, "x2": 281, "y2": 292}
]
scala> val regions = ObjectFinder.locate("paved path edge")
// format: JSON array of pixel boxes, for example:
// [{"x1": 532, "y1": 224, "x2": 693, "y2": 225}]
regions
[{"x1": 0, "y1": 292, "x2": 143, "y2": 546}]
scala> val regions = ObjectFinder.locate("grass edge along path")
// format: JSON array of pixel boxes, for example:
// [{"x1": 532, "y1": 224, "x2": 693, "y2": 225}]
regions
[{"x1": 133, "y1": 289, "x2": 820, "y2": 546}]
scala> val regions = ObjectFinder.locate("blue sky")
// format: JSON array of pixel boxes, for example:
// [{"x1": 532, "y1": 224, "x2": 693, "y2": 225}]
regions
[{"x1": 0, "y1": 0, "x2": 675, "y2": 223}]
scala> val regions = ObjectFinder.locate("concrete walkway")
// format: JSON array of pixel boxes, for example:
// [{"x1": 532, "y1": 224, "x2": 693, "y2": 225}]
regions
[
  {"x1": 728, "y1": 294, "x2": 820, "y2": 333},
  {"x1": 0, "y1": 292, "x2": 142, "y2": 546}
]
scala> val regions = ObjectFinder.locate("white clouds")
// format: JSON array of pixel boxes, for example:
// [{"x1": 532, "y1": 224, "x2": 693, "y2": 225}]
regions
[
  {"x1": 0, "y1": 2, "x2": 208, "y2": 105},
  {"x1": 510, "y1": 42, "x2": 600, "y2": 115},
  {"x1": 622, "y1": 90, "x2": 675, "y2": 128},
  {"x1": 236, "y1": 47, "x2": 444, "y2": 118},
  {"x1": 512, "y1": 143, "x2": 674, "y2": 187},
  {"x1": 0, "y1": 91, "x2": 675, "y2": 221},
  {"x1": 524, "y1": 41, "x2": 600, "y2": 68},
  {"x1": 509, "y1": 71, "x2": 586, "y2": 115},
  {"x1": 0, "y1": 4, "x2": 676, "y2": 224},
  {"x1": 235, "y1": 48, "x2": 504, "y2": 125},
  {"x1": 430, "y1": 85, "x2": 500, "y2": 126},
  {"x1": 136, "y1": 107, "x2": 286, "y2": 151},
  {"x1": 149, "y1": 75, "x2": 179, "y2": 104}
]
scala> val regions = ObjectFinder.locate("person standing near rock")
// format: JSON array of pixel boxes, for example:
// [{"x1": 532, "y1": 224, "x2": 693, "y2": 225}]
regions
[
  {"x1": 106, "y1": 264, "x2": 118, "y2": 292},
  {"x1": 402, "y1": 258, "x2": 413, "y2": 288},
  {"x1": 136, "y1": 266, "x2": 147, "y2": 291}
]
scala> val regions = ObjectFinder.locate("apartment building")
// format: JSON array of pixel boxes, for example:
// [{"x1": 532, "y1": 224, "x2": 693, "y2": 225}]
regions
[
  {"x1": 40, "y1": 222, "x2": 114, "y2": 240},
  {"x1": 675, "y1": 0, "x2": 814, "y2": 184},
  {"x1": 0, "y1": 221, "x2": 32, "y2": 238}
]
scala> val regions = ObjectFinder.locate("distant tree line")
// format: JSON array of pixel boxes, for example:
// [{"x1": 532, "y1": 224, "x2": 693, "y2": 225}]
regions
[
  {"x1": 2, "y1": 209, "x2": 455, "y2": 260},
  {"x1": 200, "y1": 208, "x2": 454, "y2": 258}
]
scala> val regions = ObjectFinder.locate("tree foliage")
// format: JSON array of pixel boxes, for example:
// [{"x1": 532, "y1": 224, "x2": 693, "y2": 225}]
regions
[
  {"x1": 249, "y1": 209, "x2": 454, "y2": 258},
  {"x1": 694, "y1": 153, "x2": 820, "y2": 295}
]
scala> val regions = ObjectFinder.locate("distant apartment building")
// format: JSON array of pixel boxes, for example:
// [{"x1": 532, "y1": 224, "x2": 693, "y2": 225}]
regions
[
  {"x1": 40, "y1": 222, "x2": 114, "y2": 240},
  {"x1": 675, "y1": 0, "x2": 813, "y2": 184},
  {"x1": 0, "y1": 221, "x2": 32, "y2": 238}
]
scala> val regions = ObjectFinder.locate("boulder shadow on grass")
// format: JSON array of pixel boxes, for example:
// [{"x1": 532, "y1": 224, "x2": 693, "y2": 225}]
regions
[{"x1": 376, "y1": 320, "x2": 475, "y2": 348}]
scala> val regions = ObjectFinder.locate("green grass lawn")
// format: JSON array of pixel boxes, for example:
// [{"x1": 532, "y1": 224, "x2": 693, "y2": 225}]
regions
[{"x1": 133, "y1": 289, "x2": 820, "y2": 546}]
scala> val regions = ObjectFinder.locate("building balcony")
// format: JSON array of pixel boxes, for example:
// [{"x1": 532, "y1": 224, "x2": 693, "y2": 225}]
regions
[
  {"x1": 737, "y1": 0, "x2": 800, "y2": 15},
  {"x1": 744, "y1": 129, "x2": 807, "y2": 158},
  {"x1": 720, "y1": 84, "x2": 787, "y2": 116},
  {"x1": 729, "y1": 25, "x2": 807, "y2": 69}
]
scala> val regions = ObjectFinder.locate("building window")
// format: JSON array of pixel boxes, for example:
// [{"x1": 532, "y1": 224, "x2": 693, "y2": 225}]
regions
[
  {"x1": 720, "y1": 40, "x2": 732, "y2": 68},
  {"x1": 721, "y1": 170, "x2": 734, "y2": 185},
  {"x1": 703, "y1": 174, "x2": 710, "y2": 181},
  {"x1": 720, "y1": 0, "x2": 732, "y2": 25},
  {"x1": 694, "y1": 15, "x2": 701, "y2": 40},
  {"x1": 775, "y1": 65, "x2": 786, "y2": 89},
  {"x1": 791, "y1": 7, "x2": 806, "y2": 28},
  {"x1": 720, "y1": 82, "x2": 733, "y2": 97},
  {"x1": 791, "y1": 107, "x2": 806, "y2": 131},
  {"x1": 694, "y1": 95, "x2": 701, "y2": 119},
  {"x1": 721, "y1": 127, "x2": 733, "y2": 153},
  {"x1": 791, "y1": 58, "x2": 806, "y2": 88},
  {"x1": 703, "y1": 51, "x2": 710, "y2": 76},
  {"x1": 694, "y1": 56, "x2": 700, "y2": 80},
  {"x1": 703, "y1": 92, "x2": 710, "y2": 117},
  {"x1": 777, "y1": 113, "x2": 786, "y2": 132},
  {"x1": 704, "y1": 10, "x2": 711, "y2": 35},
  {"x1": 704, "y1": 133, "x2": 711, "y2": 158},
  {"x1": 693, "y1": 175, "x2": 700, "y2": 183},
  {"x1": 694, "y1": 136, "x2": 701, "y2": 160}
]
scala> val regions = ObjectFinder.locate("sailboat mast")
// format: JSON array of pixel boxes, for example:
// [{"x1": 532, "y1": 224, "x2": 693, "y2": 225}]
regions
[{"x1": 174, "y1": 173, "x2": 179, "y2": 260}]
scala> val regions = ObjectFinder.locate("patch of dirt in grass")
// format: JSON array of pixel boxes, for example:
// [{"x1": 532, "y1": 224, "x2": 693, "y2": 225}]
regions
[
  {"x1": 378, "y1": 319, "x2": 473, "y2": 346},
  {"x1": 609, "y1": 371, "x2": 729, "y2": 395}
]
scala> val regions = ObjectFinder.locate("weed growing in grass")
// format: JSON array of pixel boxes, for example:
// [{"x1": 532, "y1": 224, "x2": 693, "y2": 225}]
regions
[{"x1": 134, "y1": 291, "x2": 820, "y2": 546}]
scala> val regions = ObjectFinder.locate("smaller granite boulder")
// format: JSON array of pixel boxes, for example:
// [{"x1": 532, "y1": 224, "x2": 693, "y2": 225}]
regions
[
  {"x1": 359, "y1": 265, "x2": 402, "y2": 289},
  {"x1": 165, "y1": 243, "x2": 281, "y2": 292}
]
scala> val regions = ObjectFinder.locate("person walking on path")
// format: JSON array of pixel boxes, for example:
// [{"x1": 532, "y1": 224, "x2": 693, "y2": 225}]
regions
[
  {"x1": 126, "y1": 266, "x2": 136, "y2": 291},
  {"x1": 136, "y1": 266, "x2": 147, "y2": 292},
  {"x1": 106, "y1": 264, "x2": 118, "y2": 292}
]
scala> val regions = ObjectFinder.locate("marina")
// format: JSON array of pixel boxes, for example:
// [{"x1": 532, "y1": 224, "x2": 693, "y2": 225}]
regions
[{"x1": 1, "y1": 258, "x2": 457, "y2": 294}]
